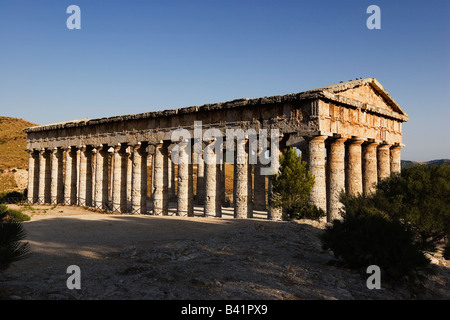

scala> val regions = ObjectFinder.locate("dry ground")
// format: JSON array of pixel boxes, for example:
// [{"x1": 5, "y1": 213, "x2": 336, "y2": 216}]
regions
[{"x1": 0, "y1": 204, "x2": 449, "y2": 300}]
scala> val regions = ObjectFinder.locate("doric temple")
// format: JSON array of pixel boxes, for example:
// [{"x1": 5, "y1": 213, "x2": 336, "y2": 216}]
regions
[{"x1": 23, "y1": 78, "x2": 408, "y2": 222}]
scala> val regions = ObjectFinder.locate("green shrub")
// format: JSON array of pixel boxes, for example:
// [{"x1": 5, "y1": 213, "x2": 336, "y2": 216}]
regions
[
  {"x1": 269, "y1": 147, "x2": 315, "y2": 220},
  {"x1": 0, "y1": 204, "x2": 30, "y2": 222},
  {"x1": 288, "y1": 202, "x2": 326, "y2": 221},
  {"x1": 320, "y1": 213, "x2": 430, "y2": 282},
  {"x1": 0, "y1": 207, "x2": 30, "y2": 271}
]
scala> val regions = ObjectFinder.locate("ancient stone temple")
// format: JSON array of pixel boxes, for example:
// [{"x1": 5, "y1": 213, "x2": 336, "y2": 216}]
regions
[{"x1": 23, "y1": 78, "x2": 408, "y2": 222}]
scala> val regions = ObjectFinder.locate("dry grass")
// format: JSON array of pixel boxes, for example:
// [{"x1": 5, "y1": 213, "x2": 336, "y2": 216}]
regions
[{"x1": 0, "y1": 116, "x2": 37, "y2": 192}]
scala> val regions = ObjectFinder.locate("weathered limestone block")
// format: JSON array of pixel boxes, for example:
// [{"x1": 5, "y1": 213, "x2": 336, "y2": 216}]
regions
[{"x1": 326, "y1": 137, "x2": 346, "y2": 221}]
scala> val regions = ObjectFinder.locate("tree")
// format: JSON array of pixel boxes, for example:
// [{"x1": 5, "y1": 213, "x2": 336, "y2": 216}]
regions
[
  {"x1": 269, "y1": 147, "x2": 323, "y2": 220},
  {"x1": 0, "y1": 205, "x2": 30, "y2": 272}
]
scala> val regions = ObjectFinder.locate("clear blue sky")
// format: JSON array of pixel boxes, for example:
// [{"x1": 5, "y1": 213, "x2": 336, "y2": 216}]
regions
[{"x1": 0, "y1": 0, "x2": 449, "y2": 161}]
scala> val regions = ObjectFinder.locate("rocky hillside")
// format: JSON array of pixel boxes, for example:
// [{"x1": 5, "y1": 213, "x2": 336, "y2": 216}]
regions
[
  {"x1": 401, "y1": 159, "x2": 450, "y2": 169},
  {"x1": 0, "y1": 116, "x2": 38, "y2": 193}
]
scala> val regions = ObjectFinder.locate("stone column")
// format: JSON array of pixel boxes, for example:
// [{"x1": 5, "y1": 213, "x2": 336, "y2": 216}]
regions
[
  {"x1": 90, "y1": 148, "x2": 97, "y2": 208},
  {"x1": 326, "y1": 137, "x2": 346, "y2": 222},
  {"x1": 85, "y1": 147, "x2": 93, "y2": 207},
  {"x1": 153, "y1": 142, "x2": 169, "y2": 215},
  {"x1": 204, "y1": 141, "x2": 219, "y2": 217},
  {"x1": 78, "y1": 146, "x2": 88, "y2": 206},
  {"x1": 131, "y1": 143, "x2": 145, "y2": 214},
  {"x1": 50, "y1": 148, "x2": 62, "y2": 204},
  {"x1": 38, "y1": 149, "x2": 47, "y2": 204},
  {"x1": 112, "y1": 144, "x2": 122, "y2": 212},
  {"x1": 126, "y1": 146, "x2": 132, "y2": 212},
  {"x1": 177, "y1": 142, "x2": 190, "y2": 216},
  {"x1": 27, "y1": 150, "x2": 37, "y2": 204},
  {"x1": 234, "y1": 138, "x2": 249, "y2": 219},
  {"x1": 306, "y1": 135, "x2": 327, "y2": 213},
  {"x1": 362, "y1": 141, "x2": 379, "y2": 195},
  {"x1": 390, "y1": 144, "x2": 402, "y2": 174},
  {"x1": 345, "y1": 138, "x2": 364, "y2": 196},
  {"x1": 377, "y1": 143, "x2": 391, "y2": 181},
  {"x1": 94, "y1": 145, "x2": 105, "y2": 209},
  {"x1": 64, "y1": 147, "x2": 73, "y2": 205},
  {"x1": 188, "y1": 149, "x2": 194, "y2": 217}
]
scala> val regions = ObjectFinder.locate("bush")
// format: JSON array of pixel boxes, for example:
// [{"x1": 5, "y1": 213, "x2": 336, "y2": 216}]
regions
[
  {"x1": 269, "y1": 147, "x2": 315, "y2": 220},
  {"x1": 0, "y1": 204, "x2": 30, "y2": 222},
  {"x1": 0, "y1": 206, "x2": 30, "y2": 271},
  {"x1": 320, "y1": 212, "x2": 430, "y2": 282},
  {"x1": 288, "y1": 202, "x2": 326, "y2": 221}
]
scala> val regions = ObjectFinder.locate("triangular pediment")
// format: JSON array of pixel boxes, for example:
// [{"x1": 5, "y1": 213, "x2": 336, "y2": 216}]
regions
[{"x1": 309, "y1": 78, "x2": 408, "y2": 118}]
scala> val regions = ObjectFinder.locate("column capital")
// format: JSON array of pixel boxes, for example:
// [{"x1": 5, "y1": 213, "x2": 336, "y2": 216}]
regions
[
  {"x1": 390, "y1": 143, "x2": 404, "y2": 150},
  {"x1": 304, "y1": 135, "x2": 328, "y2": 142},
  {"x1": 346, "y1": 137, "x2": 365, "y2": 146}
]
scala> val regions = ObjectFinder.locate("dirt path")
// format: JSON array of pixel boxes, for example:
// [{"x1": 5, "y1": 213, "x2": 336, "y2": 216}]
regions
[{"x1": 1, "y1": 205, "x2": 449, "y2": 300}]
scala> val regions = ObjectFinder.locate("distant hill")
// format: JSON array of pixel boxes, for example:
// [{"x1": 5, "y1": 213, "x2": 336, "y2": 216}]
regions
[
  {"x1": 0, "y1": 116, "x2": 38, "y2": 192},
  {"x1": 401, "y1": 159, "x2": 450, "y2": 169}
]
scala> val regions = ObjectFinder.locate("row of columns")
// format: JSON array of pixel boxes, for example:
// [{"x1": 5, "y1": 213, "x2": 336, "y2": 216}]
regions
[
  {"x1": 27, "y1": 135, "x2": 402, "y2": 221},
  {"x1": 304, "y1": 135, "x2": 402, "y2": 222},
  {"x1": 26, "y1": 139, "x2": 270, "y2": 218}
]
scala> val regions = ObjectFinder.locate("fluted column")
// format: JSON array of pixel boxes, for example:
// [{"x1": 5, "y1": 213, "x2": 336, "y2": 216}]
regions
[
  {"x1": 64, "y1": 147, "x2": 73, "y2": 205},
  {"x1": 377, "y1": 143, "x2": 391, "y2": 181},
  {"x1": 38, "y1": 149, "x2": 47, "y2": 204},
  {"x1": 326, "y1": 137, "x2": 346, "y2": 222},
  {"x1": 94, "y1": 145, "x2": 105, "y2": 209},
  {"x1": 153, "y1": 142, "x2": 169, "y2": 215},
  {"x1": 362, "y1": 141, "x2": 379, "y2": 195},
  {"x1": 346, "y1": 138, "x2": 364, "y2": 196},
  {"x1": 306, "y1": 135, "x2": 327, "y2": 213},
  {"x1": 390, "y1": 144, "x2": 402, "y2": 174},
  {"x1": 78, "y1": 146, "x2": 88, "y2": 206},
  {"x1": 234, "y1": 138, "x2": 249, "y2": 219},
  {"x1": 112, "y1": 144, "x2": 122, "y2": 212}
]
